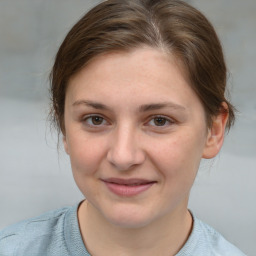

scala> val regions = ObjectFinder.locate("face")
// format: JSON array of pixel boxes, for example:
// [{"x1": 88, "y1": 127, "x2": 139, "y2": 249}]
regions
[{"x1": 63, "y1": 47, "x2": 214, "y2": 228}]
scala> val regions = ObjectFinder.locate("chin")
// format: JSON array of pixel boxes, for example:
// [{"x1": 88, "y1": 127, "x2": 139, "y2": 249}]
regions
[
  {"x1": 108, "y1": 214, "x2": 153, "y2": 229},
  {"x1": 101, "y1": 204, "x2": 157, "y2": 229}
]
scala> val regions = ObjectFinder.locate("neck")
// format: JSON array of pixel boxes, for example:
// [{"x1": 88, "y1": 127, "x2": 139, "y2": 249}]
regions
[{"x1": 78, "y1": 200, "x2": 192, "y2": 256}]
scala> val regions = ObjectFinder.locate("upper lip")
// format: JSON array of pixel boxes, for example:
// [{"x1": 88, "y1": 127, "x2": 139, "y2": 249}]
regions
[{"x1": 101, "y1": 178, "x2": 156, "y2": 185}]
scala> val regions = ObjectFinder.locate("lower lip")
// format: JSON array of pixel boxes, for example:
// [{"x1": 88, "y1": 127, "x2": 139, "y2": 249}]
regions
[{"x1": 103, "y1": 182, "x2": 155, "y2": 197}]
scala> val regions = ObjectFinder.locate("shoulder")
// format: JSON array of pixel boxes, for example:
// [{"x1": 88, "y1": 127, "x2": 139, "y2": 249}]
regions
[
  {"x1": 177, "y1": 213, "x2": 247, "y2": 256},
  {"x1": 196, "y1": 218, "x2": 246, "y2": 255},
  {"x1": 0, "y1": 206, "x2": 74, "y2": 256}
]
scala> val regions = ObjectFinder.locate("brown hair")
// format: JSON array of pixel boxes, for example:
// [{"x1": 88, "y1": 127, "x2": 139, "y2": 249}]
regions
[{"x1": 49, "y1": 0, "x2": 235, "y2": 134}]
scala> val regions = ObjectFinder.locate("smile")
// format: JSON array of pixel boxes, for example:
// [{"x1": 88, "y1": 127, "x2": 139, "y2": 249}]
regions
[{"x1": 101, "y1": 178, "x2": 156, "y2": 197}]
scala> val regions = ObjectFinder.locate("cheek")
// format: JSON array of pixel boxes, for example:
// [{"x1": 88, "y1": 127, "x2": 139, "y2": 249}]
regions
[
  {"x1": 150, "y1": 133, "x2": 203, "y2": 180},
  {"x1": 68, "y1": 135, "x2": 107, "y2": 176},
  {"x1": 67, "y1": 136, "x2": 108, "y2": 198}
]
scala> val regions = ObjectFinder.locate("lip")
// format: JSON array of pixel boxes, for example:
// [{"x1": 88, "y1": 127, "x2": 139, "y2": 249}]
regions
[{"x1": 101, "y1": 178, "x2": 156, "y2": 197}]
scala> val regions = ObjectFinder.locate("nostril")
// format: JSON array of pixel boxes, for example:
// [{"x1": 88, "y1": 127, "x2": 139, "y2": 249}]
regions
[
  {"x1": 106, "y1": 131, "x2": 146, "y2": 171},
  {"x1": 107, "y1": 148, "x2": 145, "y2": 171}
]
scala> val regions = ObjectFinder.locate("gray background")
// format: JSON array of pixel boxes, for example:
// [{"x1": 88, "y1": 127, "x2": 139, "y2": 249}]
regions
[{"x1": 0, "y1": 1, "x2": 255, "y2": 255}]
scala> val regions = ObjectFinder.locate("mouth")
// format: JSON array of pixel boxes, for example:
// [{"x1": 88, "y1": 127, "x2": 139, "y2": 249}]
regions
[{"x1": 101, "y1": 178, "x2": 156, "y2": 197}]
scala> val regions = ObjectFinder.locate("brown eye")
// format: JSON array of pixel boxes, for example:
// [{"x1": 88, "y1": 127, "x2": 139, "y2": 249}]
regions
[
  {"x1": 83, "y1": 115, "x2": 107, "y2": 127},
  {"x1": 91, "y1": 116, "x2": 104, "y2": 125},
  {"x1": 153, "y1": 117, "x2": 167, "y2": 126}
]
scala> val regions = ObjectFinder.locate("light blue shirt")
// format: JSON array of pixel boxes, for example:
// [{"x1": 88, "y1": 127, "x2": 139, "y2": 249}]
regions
[{"x1": 0, "y1": 202, "x2": 246, "y2": 256}]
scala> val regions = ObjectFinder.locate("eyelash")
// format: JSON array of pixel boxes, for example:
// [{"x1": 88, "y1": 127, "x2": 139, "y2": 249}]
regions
[
  {"x1": 82, "y1": 114, "x2": 175, "y2": 129},
  {"x1": 82, "y1": 115, "x2": 109, "y2": 128},
  {"x1": 147, "y1": 115, "x2": 175, "y2": 127}
]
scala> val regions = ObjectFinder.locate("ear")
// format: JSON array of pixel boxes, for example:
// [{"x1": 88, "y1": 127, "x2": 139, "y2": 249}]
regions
[
  {"x1": 202, "y1": 102, "x2": 229, "y2": 159},
  {"x1": 63, "y1": 135, "x2": 70, "y2": 155}
]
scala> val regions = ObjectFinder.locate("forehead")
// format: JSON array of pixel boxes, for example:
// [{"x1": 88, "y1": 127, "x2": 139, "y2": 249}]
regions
[{"x1": 66, "y1": 47, "x2": 200, "y2": 111}]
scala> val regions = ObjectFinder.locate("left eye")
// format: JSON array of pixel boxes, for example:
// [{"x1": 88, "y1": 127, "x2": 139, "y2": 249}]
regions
[{"x1": 148, "y1": 116, "x2": 172, "y2": 127}]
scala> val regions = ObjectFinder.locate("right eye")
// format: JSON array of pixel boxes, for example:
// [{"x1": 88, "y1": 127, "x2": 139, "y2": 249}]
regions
[{"x1": 83, "y1": 115, "x2": 108, "y2": 127}]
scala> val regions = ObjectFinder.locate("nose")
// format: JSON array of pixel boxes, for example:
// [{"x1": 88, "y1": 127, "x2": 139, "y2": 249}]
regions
[{"x1": 107, "y1": 125, "x2": 146, "y2": 171}]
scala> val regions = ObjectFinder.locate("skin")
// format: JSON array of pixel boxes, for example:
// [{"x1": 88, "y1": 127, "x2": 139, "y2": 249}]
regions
[{"x1": 63, "y1": 47, "x2": 228, "y2": 256}]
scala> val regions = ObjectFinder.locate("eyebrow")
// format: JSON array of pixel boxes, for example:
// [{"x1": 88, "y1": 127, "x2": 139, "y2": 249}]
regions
[
  {"x1": 72, "y1": 100, "x2": 110, "y2": 110},
  {"x1": 139, "y1": 102, "x2": 186, "y2": 112},
  {"x1": 72, "y1": 100, "x2": 186, "y2": 112}
]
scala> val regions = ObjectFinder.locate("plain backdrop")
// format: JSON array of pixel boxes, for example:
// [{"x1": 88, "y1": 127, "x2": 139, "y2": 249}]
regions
[{"x1": 0, "y1": 1, "x2": 255, "y2": 255}]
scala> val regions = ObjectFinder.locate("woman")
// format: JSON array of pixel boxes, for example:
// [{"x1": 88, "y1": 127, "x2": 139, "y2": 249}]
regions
[{"x1": 0, "y1": 0, "x2": 246, "y2": 255}]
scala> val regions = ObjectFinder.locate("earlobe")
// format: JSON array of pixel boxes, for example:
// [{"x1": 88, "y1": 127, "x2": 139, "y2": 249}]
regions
[
  {"x1": 63, "y1": 136, "x2": 70, "y2": 155},
  {"x1": 202, "y1": 103, "x2": 229, "y2": 159}
]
